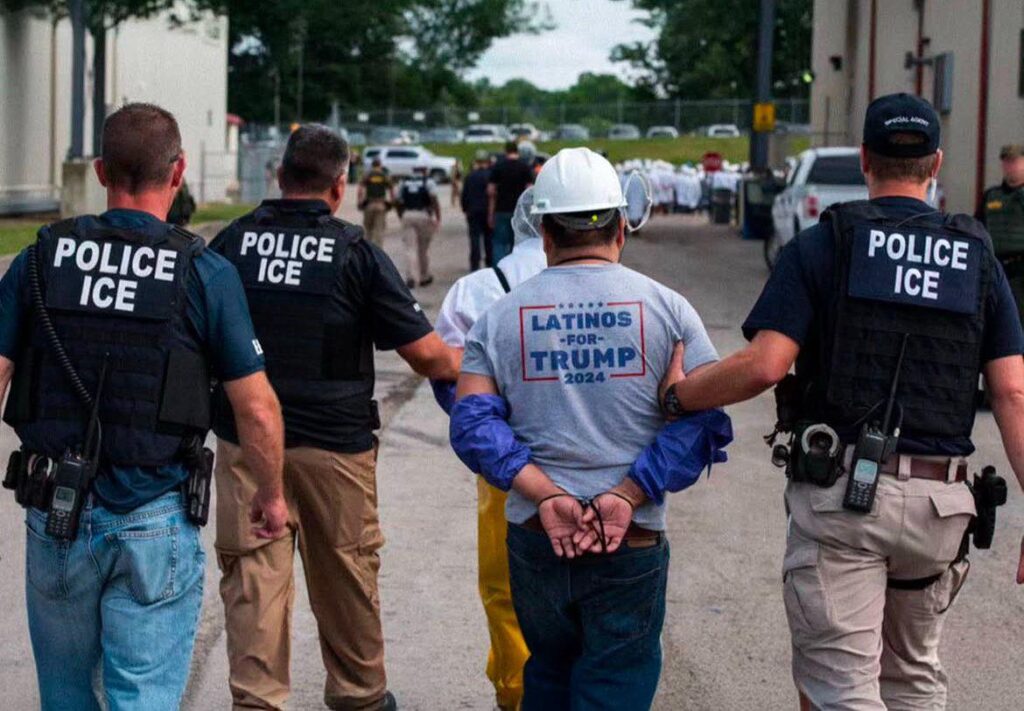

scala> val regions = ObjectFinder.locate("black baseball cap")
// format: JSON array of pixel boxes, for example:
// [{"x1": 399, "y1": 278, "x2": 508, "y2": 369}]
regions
[{"x1": 862, "y1": 93, "x2": 940, "y2": 157}]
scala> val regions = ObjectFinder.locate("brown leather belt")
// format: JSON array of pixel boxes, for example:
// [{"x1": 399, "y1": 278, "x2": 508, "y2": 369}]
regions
[
  {"x1": 881, "y1": 458, "x2": 967, "y2": 482},
  {"x1": 518, "y1": 516, "x2": 662, "y2": 548}
]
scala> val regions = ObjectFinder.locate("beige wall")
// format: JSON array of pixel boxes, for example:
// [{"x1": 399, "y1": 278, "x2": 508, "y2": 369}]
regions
[
  {"x1": 810, "y1": 0, "x2": 1024, "y2": 213},
  {"x1": 0, "y1": 3, "x2": 230, "y2": 213}
]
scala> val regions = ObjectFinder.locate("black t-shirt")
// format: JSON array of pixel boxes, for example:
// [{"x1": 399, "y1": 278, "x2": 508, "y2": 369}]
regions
[
  {"x1": 489, "y1": 157, "x2": 534, "y2": 213},
  {"x1": 210, "y1": 199, "x2": 433, "y2": 453},
  {"x1": 743, "y1": 196, "x2": 1024, "y2": 456}
]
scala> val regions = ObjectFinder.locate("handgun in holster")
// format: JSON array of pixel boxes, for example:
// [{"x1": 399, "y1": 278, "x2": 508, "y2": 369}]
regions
[
  {"x1": 180, "y1": 435, "x2": 214, "y2": 527},
  {"x1": 968, "y1": 466, "x2": 1007, "y2": 550}
]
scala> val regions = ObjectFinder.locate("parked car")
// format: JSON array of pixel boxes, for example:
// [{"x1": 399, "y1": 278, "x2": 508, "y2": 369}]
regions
[
  {"x1": 707, "y1": 123, "x2": 741, "y2": 138},
  {"x1": 368, "y1": 126, "x2": 414, "y2": 145},
  {"x1": 422, "y1": 127, "x2": 464, "y2": 144},
  {"x1": 464, "y1": 124, "x2": 507, "y2": 143},
  {"x1": 554, "y1": 124, "x2": 590, "y2": 140},
  {"x1": 766, "y1": 147, "x2": 867, "y2": 268},
  {"x1": 646, "y1": 125, "x2": 679, "y2": 139},
  {"x1": 362, "y1": 145, "x2": 458, "y2": 182},
  {"x1": 608, "y1": 124, "x2": 641, "y2": 140},
  {"x1": 508, "y1": 123, "x2": 540, "y2": 141}
]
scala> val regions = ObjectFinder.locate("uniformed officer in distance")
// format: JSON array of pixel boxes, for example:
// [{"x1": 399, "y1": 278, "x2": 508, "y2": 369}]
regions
[
  {"x1": 978, "y1": 143, "x2": 1024, "y2": 317},
  {"x1": 0, "y1": 103, "x2": 287, "y2": 710},
  {"x1": 396, "y1": 163, "x2": 442, "y2": 288},
  {"x1": 209, "y1": 124, "x2": 462, "y2": 711},
  {"x1": 660, "y1": 93, "x2": 1024, "y2": 709},
  {"x1": 357, "y1": 157, "x2": 395, "y2": 248}
]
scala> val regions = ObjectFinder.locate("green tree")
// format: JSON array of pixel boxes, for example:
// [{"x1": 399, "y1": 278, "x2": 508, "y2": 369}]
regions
[{"x1": 611, "y1": 0, "x2": 812, "y2": 99}]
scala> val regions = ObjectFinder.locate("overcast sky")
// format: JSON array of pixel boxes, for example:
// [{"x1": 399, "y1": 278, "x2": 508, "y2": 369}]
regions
[{"x1": 467, "y1": 0, "x2": 657, "y2": 90}]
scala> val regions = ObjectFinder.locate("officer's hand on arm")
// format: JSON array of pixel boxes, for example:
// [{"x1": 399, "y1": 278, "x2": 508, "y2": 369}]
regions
[
  {"x1": 667, "y1": 330, "x2": 798, "y2": 412},
  {"x1": 223, "y1": 372, "x2": 288, "y2": 540},
  {"x1": 982, "y1": 355, "x2": 1024, "y2": 583},
  {"x1": 398, "y1": 332, "x2": 462, "y2": 382}
]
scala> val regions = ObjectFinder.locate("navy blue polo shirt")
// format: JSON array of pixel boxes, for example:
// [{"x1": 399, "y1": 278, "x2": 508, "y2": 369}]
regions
[
  {"x1": 0, "y1": 209, "x2": 265, "y2": 512},
  {"x1": 743, "y1": 196, "x2": 1024, "y2": 455}
]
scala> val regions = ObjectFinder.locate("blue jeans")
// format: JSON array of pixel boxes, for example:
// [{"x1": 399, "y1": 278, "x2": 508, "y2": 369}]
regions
[
  {"x1": 492, "y1": 212, "x2": 515, "y2": 264},
  {"x1": 25, "y1": 491, "x2": 204, "y2": 711},
  {"x1": 506, "y1": 524, "x2": 670, "y2": 711}
]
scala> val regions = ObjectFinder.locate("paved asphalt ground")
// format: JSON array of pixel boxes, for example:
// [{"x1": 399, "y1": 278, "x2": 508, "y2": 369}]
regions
[{"x1": 1, "y1": 188, "x2": 1023, "y2": 710}]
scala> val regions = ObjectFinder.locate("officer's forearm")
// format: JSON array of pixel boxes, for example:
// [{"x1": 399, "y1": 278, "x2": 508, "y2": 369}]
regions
[
  {"x1": 397, "y1": 333, "x2": 462, "y2": 381},
  {"x1": 675, "y1": 331, "x2": 798, "y2": 411},
  {"x1": 986, "y1": 355, "x2": 1024, "y2": 492},
  {"x1": 224, "y1": 373, "x2": 285, "y2": 498}
]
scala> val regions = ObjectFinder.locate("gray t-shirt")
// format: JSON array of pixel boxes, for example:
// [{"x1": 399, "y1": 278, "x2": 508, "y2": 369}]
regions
[{"x1": 462, "y1": 263, "x2": 718, "y2": 530}]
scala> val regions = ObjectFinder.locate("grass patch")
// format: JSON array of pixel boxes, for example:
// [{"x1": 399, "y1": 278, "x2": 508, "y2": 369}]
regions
[
  {"x1": 0, "y1": 223, "x2": 43, "y2": 256},
  {"x1": 421, "y1": 136, "x2": 811, "y2": 167},
  {"x1": 193, "y1": 202, "x2": 256, "y2": 225}
]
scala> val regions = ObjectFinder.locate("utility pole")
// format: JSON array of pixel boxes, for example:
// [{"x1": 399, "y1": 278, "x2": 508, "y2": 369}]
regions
[
  {"x1": 295, "y1": 19, "x2": 306, "y2": 122},
  {"x1": 750, "y1": 0, "x2": 776, "y2": 171},
  {"x1": 69, "y1": 0, "x2": 87, "y2": 159}
]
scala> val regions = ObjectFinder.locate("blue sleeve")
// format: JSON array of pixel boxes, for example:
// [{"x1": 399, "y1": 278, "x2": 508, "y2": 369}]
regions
[
  {"x1": 187, "y1": 250, "x2": 265, "y2": 381},
  {"x1": 627, "y1": 410, "x2": 734, "y2": 505},
  {"x1": 430, "y1": 379, "x2": 456, "y2": 415},
  {"x1": 981, "y1": 261, "x2": 1024, "y2": 361},
  {"x1": 449, "y1": 393, "x2": 532, "y2": 491},
  {"x1": 0, "y1": 249, "x2": 30, "y2": 359},
  {"x1": 742, "y1": 232, "x2": 818, "y2": 344}
]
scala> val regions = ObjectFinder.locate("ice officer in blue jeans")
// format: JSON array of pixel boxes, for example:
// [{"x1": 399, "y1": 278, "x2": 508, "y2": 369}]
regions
[
  {"x1": 0, "y1": 103, "x2": 287, "y2": 710},
  {"x1": 450, "y1": 148, "x2": 733, "y2": 709}
]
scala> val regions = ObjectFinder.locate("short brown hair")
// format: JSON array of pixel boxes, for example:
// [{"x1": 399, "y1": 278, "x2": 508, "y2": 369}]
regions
[
  {"x1": 864, "y1": 132, "x2": 938, "y2": 183},
  {"x1": 542, "y1": 211, "x2": 620, "y2": 249},
  {"x1": 279, "y1": 124, "x2": 350, "y2": 194},
  {"x1": 101, "y1": 103, "x2": 182, "y2": 193}
]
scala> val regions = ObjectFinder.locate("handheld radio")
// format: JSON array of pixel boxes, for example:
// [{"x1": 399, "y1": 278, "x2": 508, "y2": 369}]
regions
[
  {"x1": 843, "y1": 334, "x2": 909, "y2": 513},
  {"x1": 45, "y1": 359, "x2": 107, "y2": 540}
]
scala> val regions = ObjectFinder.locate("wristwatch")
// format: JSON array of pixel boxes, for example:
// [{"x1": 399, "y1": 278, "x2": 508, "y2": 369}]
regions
[{"x1": 661, "y1": 385, "x2": 686, "y2": 418}]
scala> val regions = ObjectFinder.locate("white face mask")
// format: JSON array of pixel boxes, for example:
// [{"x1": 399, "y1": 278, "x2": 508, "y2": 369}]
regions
[{"x1": 927, "y1": 177, "x2": 938, "y2": 207}]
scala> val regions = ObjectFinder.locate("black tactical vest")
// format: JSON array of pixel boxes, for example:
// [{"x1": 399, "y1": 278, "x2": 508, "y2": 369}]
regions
[
  {"x1": 213, "y1": 206, "x2": 369, "y2": 409},
  {"x1": 819, "y1": 201, "x2": 994, "y2": 441},
  {"x1": 400, "y1": 177, "x2": 432, "y2": 211},
  {"x1": 364, "y1": 170, "x2": 389, "y2": 200},
  {"x1": 4, "y1": 218, "x2": 211, "y2": 466}
]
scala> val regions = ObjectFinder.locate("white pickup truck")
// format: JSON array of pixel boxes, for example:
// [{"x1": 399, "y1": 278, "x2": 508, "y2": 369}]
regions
[
  {"x1": 766, "y1": 147, "x2": 868, "y2": 268},
  {"x1": 362, "y1": 145, "x2": 458, "y2": 183}
]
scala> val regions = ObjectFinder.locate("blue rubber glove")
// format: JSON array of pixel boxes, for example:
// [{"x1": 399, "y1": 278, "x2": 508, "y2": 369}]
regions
[
  {"x1": 450, "y1": 393, "x2": 532, "y2": 491},
  {"x1": 628, "y1": 409, "x2": 734, "y2": 505}
]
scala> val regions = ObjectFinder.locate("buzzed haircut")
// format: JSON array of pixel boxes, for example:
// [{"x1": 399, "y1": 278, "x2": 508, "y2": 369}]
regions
[
  {"x1": 865, "y1": 132, "x2": 938, "y2": 184},
  {"x1": 279, "y1": 124, "x2": 350, "y2": 194},
  {"x1": 101, "y1": 103, "x2": 182, "y2": 193},
  {"x1": 505, "y1": 140, "x2": 519, "y2": 154}
]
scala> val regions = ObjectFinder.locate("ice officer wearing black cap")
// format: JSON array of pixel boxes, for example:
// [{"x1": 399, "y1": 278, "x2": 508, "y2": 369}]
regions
[{"x1": 658, "y1": 93, "x2": 1024, "y2": 708}]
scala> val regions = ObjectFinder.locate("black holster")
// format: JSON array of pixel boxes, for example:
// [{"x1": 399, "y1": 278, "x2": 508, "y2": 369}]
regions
[
  {"x1": 968, "y1": 466, "x2": 1007, "y2": 550},
  {"x1": 180, "y1": 436, "x2": 214, "y2": 527}
]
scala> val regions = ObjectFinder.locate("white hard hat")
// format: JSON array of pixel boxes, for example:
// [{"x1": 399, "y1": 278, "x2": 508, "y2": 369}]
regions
[{"x1": 531, "y1": 148, "x2": 626, "y2": 219}]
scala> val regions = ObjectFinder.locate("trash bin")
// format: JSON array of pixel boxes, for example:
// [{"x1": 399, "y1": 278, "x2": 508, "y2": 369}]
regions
[{"x1": 711, "y1": 188, "x2": 733, "y2": 224}]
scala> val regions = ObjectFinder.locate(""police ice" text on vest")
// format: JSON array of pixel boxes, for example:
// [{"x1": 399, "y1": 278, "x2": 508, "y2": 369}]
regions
[
  {"x1": 240, "y1": 231, "x2": 335, "y2": 286},
  {"x1": 53, "y1": 237, "x2": 177, "y2": 312}
]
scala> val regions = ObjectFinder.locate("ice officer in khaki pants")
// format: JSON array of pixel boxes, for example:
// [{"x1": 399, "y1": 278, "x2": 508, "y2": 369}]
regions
[
  {"x1": 209, "y1": 124, "x2": 462, "y2": 711},
  {"x1": 659, "y1": 93, "x2": 1024, "y2": 709}
]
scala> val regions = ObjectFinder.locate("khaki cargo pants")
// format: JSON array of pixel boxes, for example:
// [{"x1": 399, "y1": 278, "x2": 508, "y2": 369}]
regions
[
  {"x1": 401, "y1": 212, "x2": 436, "y2": 283},
  {"x1": 214, "y1": 440, "x2": 387, "y2": 711},
  {"x1": 783, "y1": 461, "x2": 976, "y2": 710},
  {"x1": 362, "y1": 200, "x2": 388, "y2": 247}
]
